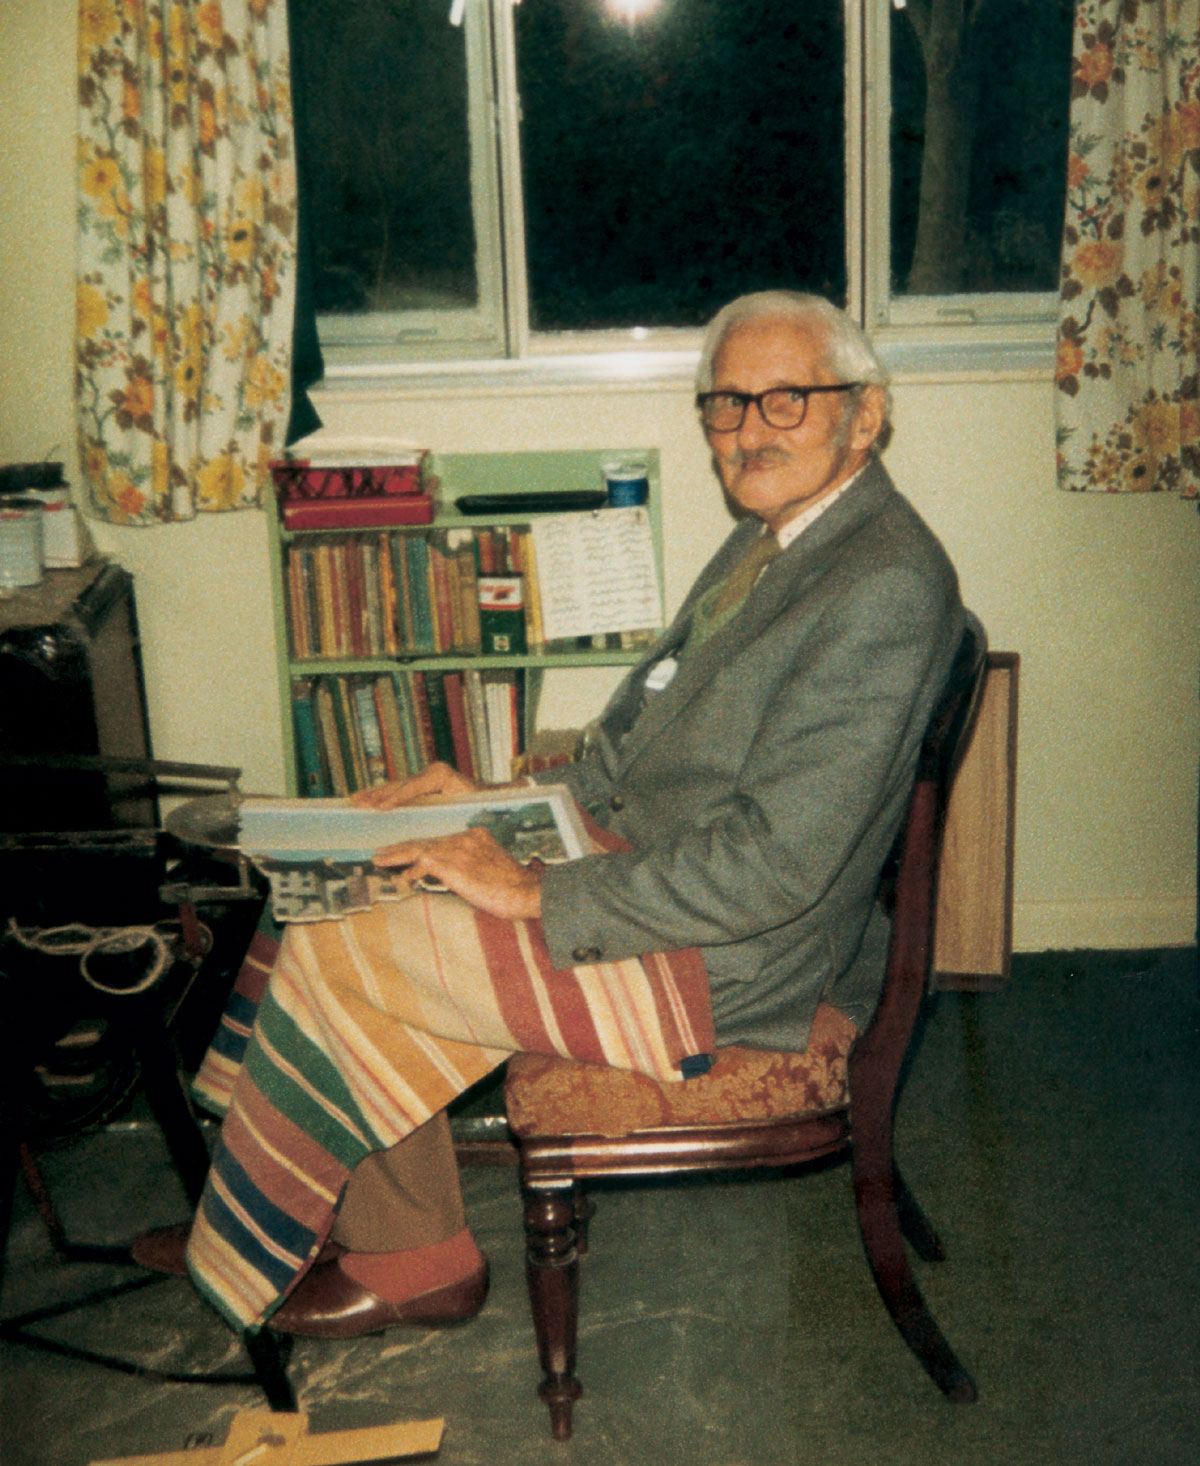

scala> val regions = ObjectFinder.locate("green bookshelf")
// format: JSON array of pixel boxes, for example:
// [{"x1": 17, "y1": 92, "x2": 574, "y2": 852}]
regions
[{"x1": 267, "y1": 449, "x2": 663, "y2": 795}]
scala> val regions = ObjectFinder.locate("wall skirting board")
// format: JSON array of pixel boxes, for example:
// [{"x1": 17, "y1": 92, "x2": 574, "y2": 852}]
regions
[{"x1": 1012, "y1": 899, "x2": 1195, "y2": 953}]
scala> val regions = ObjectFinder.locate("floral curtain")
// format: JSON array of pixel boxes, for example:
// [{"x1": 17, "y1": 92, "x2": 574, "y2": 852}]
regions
[
  {"x1": 76, "y1": 0, "x2": 297, "y2": 524},
  {"x1": 1055, "y1": 0, "x2": 1200, "y2": 496}
]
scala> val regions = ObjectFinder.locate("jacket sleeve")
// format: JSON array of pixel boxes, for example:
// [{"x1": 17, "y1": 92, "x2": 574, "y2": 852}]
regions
[
  {"x1": 527, "y1": 739, "x2": 616, "y2": 812},
  {"x1": 537, "y1": 561, "x2": 962, "y2": 970}
]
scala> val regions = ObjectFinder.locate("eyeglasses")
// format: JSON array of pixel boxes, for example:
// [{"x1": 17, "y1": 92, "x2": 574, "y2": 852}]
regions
[{"x1": 695, "y1": 383, "x2": 864, "y2": 433}]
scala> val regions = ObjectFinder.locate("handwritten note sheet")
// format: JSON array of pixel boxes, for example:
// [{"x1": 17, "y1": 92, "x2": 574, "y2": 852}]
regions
[{"x1": 529, "y1": 507, "x2": 663, "y2": 641}]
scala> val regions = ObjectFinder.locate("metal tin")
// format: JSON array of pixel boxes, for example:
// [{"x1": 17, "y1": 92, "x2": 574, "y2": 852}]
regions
[
  {"x1": 602, "y1": 462, "x2": 649, "y2": 508},
  {"x1": 0, "y1": 496, "x2": 44, "y2": 590}
]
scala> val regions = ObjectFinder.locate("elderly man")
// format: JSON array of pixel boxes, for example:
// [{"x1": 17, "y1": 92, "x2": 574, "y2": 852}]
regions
[{"x1": 140, "y1": 291, "x2": 966, "y2": 1340}]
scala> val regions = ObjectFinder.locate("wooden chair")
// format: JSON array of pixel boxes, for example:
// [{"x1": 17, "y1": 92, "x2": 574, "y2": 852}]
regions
[{"x1": 503, "y1": 622, "x2": 987, "y2": 1439}]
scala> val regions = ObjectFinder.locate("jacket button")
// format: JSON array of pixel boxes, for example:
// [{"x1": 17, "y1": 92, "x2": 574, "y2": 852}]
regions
[
  {"x1": 572, "y1": 945, "x2": 602, "y2": 964},
  {"x1": 610, "y1": 794, "x2": 625, "y2": 811}
]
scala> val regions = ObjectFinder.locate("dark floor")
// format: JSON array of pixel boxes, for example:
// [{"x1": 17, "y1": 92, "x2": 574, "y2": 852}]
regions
[{"x1": 2, "y1": 948, "x2": 1198, "y2": 1466}]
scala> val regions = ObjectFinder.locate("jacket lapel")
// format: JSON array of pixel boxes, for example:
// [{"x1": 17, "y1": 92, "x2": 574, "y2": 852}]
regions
[{"x1": 613, "y1": 463, "x2": 898, "y2": 764}]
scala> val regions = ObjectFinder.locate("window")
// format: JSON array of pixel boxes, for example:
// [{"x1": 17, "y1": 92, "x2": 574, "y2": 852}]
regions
[
  {"x1": 873, "y1": 0, "x2": 1075, "y2": 339},
  {"x1": 516, "y1": 0, "x2": 846, "y2": 332},
  {"x1": 289, "y1": 0, "x2": 504, "y2": 358},
  {"x1": 290, "y1": 0, "x2": 1074, "y2": 372}
]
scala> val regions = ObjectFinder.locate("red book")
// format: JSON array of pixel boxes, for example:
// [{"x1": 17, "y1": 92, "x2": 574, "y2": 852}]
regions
[
  {"x1": 441, "y1": 671, "x2": 477, "y2": 779},
  {"x1": 281, "y1": 496, "x2": 435, "y2": 530}
]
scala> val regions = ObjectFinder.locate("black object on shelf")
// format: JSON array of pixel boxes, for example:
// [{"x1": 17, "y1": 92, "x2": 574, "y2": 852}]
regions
[
  {"x1": 0, "y1": 462, "x2": 66, "y2": 495},
  {"x1": 454, "y1": 490, "x2": 607, "y2": 514}
]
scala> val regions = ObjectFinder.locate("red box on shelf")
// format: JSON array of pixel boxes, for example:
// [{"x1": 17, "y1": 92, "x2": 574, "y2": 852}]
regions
[
  {"x1": 271, "y1": 455, "x2": 427, "y2": 503},
  {"x1": 281, "y1": 495, "x2": 435, "y2": 530}
]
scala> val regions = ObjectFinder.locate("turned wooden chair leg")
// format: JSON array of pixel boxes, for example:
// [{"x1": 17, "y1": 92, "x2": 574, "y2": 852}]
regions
[
  {"x1": 571, "y1": 1183, "x2": 596, "y2": 1256},
  {"x1": 523, "y1": 1182, "x2": 583, "y2": 1440},
  {"x1": 851, "y1": 1123, "x2": 977, "y2": 1403}
]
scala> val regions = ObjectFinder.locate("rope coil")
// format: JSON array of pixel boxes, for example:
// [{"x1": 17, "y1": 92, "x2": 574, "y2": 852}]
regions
[{"x1": 6, "y1": 915, "x2": 211, "y2": 996}]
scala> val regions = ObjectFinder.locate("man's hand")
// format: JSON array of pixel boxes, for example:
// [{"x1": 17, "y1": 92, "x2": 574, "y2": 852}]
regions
[
  {"x1": 350, "y1": 761, "x2": 481, "y2": 810},
  {"x1": 351, "y1": 761, "x2": 542, "y2": 918},
  {"x1": 373, "y1": 826, "x2": 544, "y2": 921}
]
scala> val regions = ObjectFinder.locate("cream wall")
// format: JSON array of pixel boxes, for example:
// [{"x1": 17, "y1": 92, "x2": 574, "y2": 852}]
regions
[{"x1": 3, "y1": 0, "x2": 1198, "y2": 950}]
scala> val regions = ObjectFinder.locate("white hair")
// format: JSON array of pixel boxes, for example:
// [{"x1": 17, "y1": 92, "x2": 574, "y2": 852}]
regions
[{"x1": 696, "y1": 291, "x2": 892, "y2": 441}]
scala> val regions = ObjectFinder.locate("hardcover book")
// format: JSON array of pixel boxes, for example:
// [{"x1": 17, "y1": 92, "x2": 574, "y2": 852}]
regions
[
  {"x1": 352, "y1": 677, "x2": 388, "y2": 785},
  {"x1": 478, "y1": 574, "x2": 527, "y2": 654},
  {"x1": 372, "y1": 675, "x2": 410, "y2": 782},
  {"x1": 313, "y1": 681, "x2": 349, "y2": 795},
  {"x1": 405, "y1": 534, "x2": 435, "y2": 652},
  {"x1": 441, "y1": 671, "x2": 476, "y2": 780},
  {"x1": 291, "y1": 681, "x2": 328, "y2": 797},
  {"x1": 420, "y1": 672, "x2": 457, "y2": 767}
]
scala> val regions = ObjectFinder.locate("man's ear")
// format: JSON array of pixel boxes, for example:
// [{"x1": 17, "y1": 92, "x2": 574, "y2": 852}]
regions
[{"x1": 848, "y1": 385, "x2": 887, "y2": 452}]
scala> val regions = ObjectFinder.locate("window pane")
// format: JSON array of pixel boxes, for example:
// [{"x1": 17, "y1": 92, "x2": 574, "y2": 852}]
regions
[
  {"x1": 515, "y1": 0, "x2": 845, "y2": 332},
  {"x1": 890, "y1": 0, "x2": 1074, "y2": 296},
  {"x1": 290, "y1": 0, "x2": 477, "y2": 315}
]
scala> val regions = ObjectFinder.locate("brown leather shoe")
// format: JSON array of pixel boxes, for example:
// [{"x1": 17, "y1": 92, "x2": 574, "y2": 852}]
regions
[
  {"x1": 268, "y1": 1255, "x2": 490, "y2": 1339},
  {"x1": 129, "y1": 1222, "x2": 191, "y2": 1275},
  {"x1": 130, "y1": 1223, "x2": 344, "y2": 1277}
]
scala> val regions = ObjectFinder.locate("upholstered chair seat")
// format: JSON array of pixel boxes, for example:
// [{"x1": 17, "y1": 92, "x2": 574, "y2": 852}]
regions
[{"x1": 505, "y1": 1002, "x2": 857, "y2": 1139}]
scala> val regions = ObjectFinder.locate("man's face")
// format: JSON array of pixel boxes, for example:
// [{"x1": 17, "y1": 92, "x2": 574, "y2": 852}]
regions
[{"x1": 706, "y1": 316, "x2": 884, "y2": 532}]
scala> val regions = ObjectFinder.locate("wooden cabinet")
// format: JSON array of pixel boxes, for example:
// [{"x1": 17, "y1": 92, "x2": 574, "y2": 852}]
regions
[{"x1": 0, "y1": 559, "x2": 154, "y2": 833}]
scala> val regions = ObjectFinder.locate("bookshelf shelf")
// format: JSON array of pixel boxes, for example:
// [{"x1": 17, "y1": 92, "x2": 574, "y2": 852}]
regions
[
  {"x1": 280, "y1": 511, "x2": 620, "y2": 539},
  {"x1": 288, "y1": 649, "x2": 646, "y2": 676},
  {"x1": 268, "y1": 449, "x2": 663, "y2": 796}
]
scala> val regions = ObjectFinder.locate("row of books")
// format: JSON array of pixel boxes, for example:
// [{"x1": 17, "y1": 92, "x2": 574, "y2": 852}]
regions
[
  {"x1": 291, "y1": 669, "x2": 528, "y2": 795},
  {"x1": 285, "y1": 527, "x2": 538, "y2": 660}
]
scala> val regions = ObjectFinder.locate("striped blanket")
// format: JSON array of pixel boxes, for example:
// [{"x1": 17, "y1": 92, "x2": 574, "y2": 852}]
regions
[{"x1": 186, "y1": 849, "x2": 715, "y2": 1332}]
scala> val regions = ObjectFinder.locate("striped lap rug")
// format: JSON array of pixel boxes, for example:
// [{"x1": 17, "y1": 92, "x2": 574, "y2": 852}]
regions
[{"x1": 186, "y1": 867, "x2": 715, "y2": 1331}]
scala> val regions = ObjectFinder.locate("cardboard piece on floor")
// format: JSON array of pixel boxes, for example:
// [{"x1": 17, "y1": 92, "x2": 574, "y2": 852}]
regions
[{"x1": 87, "y1": 1408, "x2": 444, "y2": 1466}]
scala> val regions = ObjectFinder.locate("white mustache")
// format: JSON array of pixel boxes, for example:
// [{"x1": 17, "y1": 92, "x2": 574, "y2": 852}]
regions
[{"x1": 726, "y1": 446, "x2": 794, "y2": 469}]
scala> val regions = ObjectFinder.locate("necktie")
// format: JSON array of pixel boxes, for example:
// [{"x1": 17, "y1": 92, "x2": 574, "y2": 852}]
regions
[{"x1": 684, "y1": 532, "x2": 781, "y2": 656}]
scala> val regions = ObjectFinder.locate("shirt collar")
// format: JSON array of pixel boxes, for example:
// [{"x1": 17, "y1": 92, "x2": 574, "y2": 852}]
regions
[{"x1": 772, "y1": 464, "x2": 866, "y2": 551}]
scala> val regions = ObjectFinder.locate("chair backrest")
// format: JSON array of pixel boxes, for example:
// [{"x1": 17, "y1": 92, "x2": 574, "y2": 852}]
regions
[{"x1": 848, "y1": 618, "x2": 988, "y2": 1097}]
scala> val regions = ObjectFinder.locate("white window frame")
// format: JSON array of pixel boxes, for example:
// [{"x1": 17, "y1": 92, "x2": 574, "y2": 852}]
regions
[
  {"x1": 854, "y1": 0, "x2": 1059, "y2": 368},
  {"x1": 315, "y1": 0, "x2": 508, "y2": 367},
  {"x1": 317, "y1": 0, "x2": 1060, "y2": 386}
]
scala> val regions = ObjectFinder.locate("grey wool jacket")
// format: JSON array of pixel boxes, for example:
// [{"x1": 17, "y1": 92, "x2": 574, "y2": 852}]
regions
[{"x1": 536, "y1": 459, "x2": 967, "y2": 1053}]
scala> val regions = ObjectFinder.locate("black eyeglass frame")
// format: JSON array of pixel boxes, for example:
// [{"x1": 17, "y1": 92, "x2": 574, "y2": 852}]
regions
[{"x1": 695, "y1": 383, "x2": 866, "y2": 432}]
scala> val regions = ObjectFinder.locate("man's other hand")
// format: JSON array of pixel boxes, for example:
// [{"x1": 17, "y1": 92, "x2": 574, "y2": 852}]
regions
[{"x1": 350, "y1": 761, "x2": 481, "y2": 810}]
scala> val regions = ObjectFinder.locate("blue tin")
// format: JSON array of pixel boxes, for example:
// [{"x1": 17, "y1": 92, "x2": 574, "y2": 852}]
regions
[{"x1": 604, "y1": 471, "x2": 649, "y2": 508}]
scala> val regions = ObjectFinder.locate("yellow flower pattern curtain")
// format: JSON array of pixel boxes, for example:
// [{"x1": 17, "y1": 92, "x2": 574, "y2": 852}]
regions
[
  {"x1": 76, "y1": 0, "x2": 296, "y2": 523},
  {"x1": 1055, "y1": 0, "x2": 1200, "y2": 496}
]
